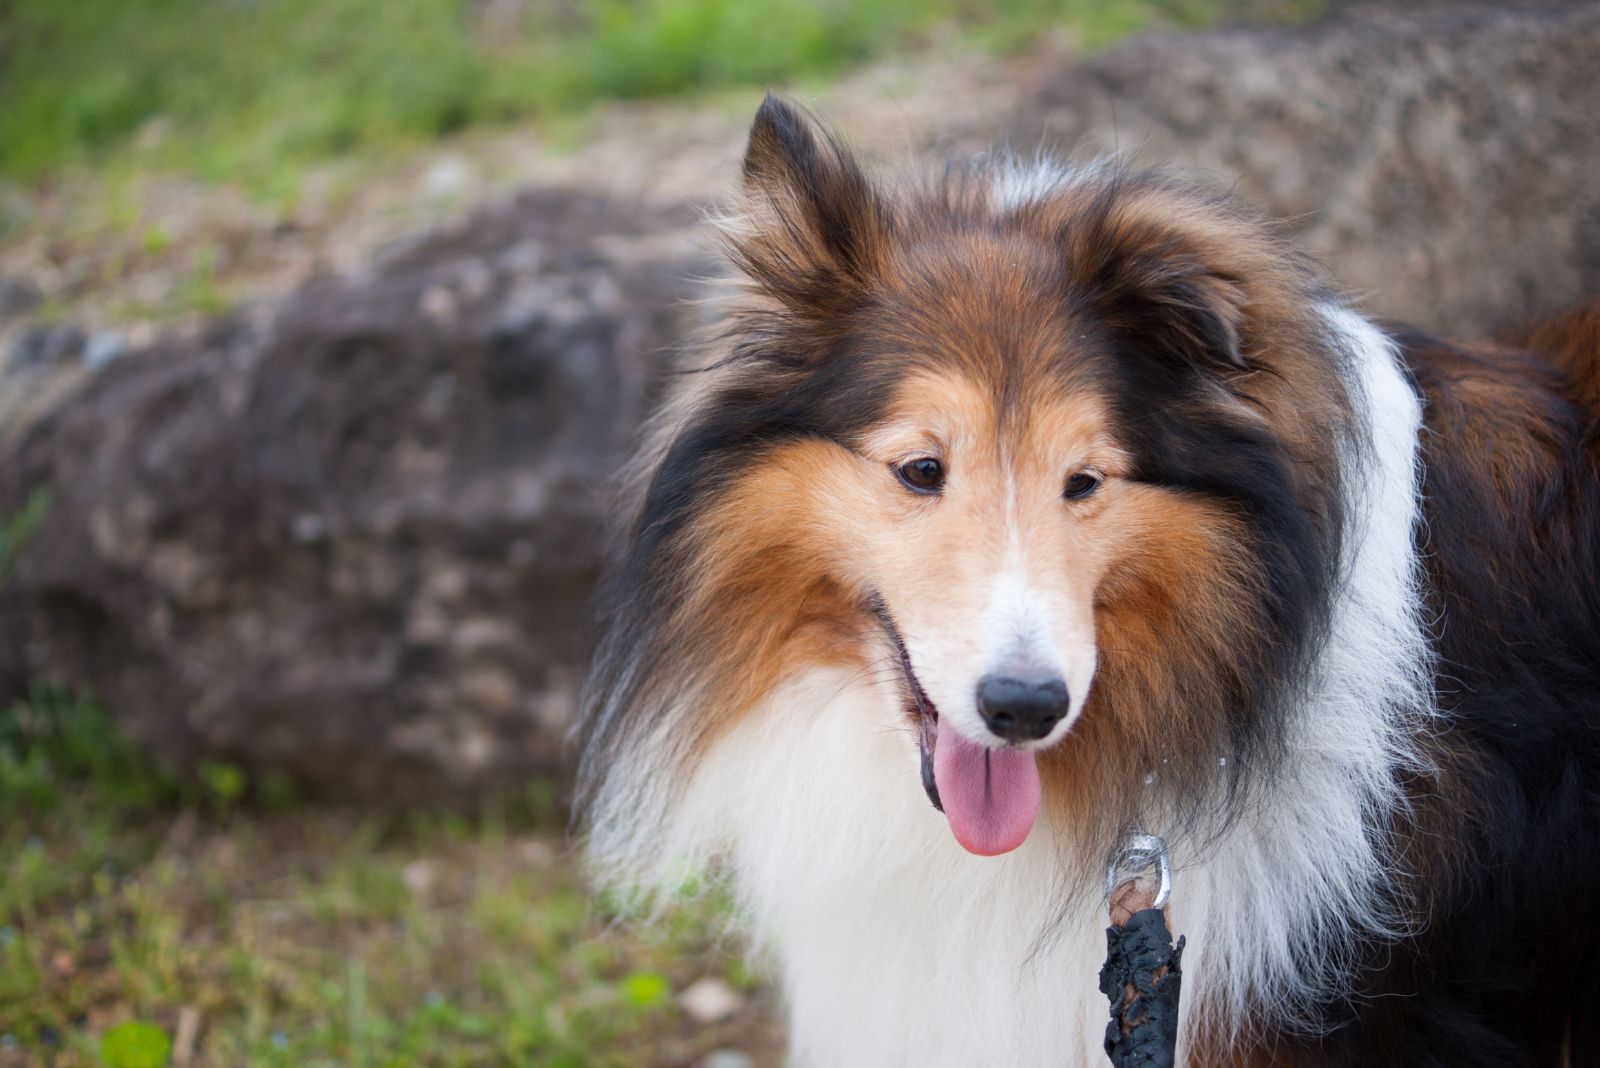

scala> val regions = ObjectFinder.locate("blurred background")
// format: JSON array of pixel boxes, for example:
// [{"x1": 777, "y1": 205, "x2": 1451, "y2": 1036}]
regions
[{"x1": 1, "y1": 1, "x2": 1596, "y2": 1065}]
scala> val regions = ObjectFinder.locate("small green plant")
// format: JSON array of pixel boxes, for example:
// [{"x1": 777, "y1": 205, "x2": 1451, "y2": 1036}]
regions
[
  {"x1": 100, "y1": 1020, "x2": 173, "y2": 1068},
  {"x1": 0, "y1": 484, "x2": 53, "y2": 585},
  {"x1": 0, "y1": 688, "x2": 180, "y2": 814},
  {"x1": 198, "y1": 760, "x2": 247, "y2": 811},
  {"x1": 140, "y1": 225, "x2": 172, "y2": 255},
  {"x1": 619, "y1": 970, "x2": 672, "y2": 1011},
  {"x1": 195, "y1": 244, "x2": 226, "y2": 306}
]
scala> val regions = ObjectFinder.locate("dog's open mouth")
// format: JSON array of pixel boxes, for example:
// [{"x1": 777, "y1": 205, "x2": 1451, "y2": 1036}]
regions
[{"x1": 871, "y1": 599, "x2": 1042, "y2": 857}]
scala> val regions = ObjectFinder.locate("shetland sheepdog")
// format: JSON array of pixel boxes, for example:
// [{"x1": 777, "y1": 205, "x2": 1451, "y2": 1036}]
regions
[{"x1": 578, "y1": 95, "x2": 1600, "y2": 1066}]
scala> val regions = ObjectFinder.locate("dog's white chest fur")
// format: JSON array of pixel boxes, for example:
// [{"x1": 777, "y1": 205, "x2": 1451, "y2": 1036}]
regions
[{"x1": 686, "y1": 670, "x2": 1112, "y2": 1066}]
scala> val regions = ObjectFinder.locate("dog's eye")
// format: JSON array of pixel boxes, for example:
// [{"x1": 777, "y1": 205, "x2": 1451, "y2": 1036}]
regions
[
  {"x1": 1064, "y1": 472, "x2": 1101, "y2": 500},
  {"x1": 895, "y1": 457, "x2": 945, "y2": 494}
]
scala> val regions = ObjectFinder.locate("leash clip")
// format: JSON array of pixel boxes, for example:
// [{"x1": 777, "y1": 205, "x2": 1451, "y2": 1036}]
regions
[{"x1": 1106, "y1": 833, "x2": 1171, "y2": 911}]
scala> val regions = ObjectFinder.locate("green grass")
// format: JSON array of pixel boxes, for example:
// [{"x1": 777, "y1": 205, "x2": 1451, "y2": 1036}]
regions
[
  {"x1": 0, "y1": 487, "x2": 53, "y2": 587},
  {"x1": 0, "y1": 0, "x2": 1323, "y2": 326},
  {"x1": 0, "y1": 692, "x2": 772, "y2": 1067},
  {"x1": 0, "y1": 0, "x2": 1319, "y2": 194}
]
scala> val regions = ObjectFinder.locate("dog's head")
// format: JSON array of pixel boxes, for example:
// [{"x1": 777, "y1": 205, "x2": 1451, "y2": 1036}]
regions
[{"x1": 584, "y1": 97, "x2": 1352, "y2": 856}]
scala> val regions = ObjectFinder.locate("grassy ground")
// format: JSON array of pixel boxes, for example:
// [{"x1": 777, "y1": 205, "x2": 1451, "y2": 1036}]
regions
[
  {"x1": 0, "y1": 0, "x2": 1322, "y2": 332},
  {"x1": 0, "y1": 692, "x2": 778, "y2": 1067},
  {"x1": 0, "y1": 0, "x2": 1314, "y2": 192}
]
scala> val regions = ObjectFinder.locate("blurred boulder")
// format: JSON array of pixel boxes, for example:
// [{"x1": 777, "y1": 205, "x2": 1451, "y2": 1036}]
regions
[
  {"x1": 0, "y1": 274, "x2": 43, "y2": 322},
  {"x1": 0, "y1": 189, "x2": 702, "y2": 800},
  {"x1": 1009, "y1": 0, "x2": 1600, "y2": 337}
]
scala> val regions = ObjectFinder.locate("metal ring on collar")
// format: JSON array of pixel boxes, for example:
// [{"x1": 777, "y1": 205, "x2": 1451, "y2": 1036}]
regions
[{"x1": 1106, "y1": 832, "x2": 1172, "y2": 911}]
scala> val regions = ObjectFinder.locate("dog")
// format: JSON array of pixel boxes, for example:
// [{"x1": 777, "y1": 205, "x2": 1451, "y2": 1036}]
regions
[{"x1": 577, "y1": 94, "x2": 1600, "y2": 1066}]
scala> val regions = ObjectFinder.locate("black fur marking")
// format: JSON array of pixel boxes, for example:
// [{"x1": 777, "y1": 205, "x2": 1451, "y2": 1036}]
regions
[
  {"x1": 579, "y1": 340, "x2": 904, "y2": 797},
  {"x1": 1099, "y1": 325, "x2": 1343, "y2": 765},
  {"x1": 1062, "y1": 181, "x2": 1248, "y2": 373}
]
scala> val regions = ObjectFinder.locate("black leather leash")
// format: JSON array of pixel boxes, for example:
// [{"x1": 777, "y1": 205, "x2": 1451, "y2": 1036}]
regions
[{"x1": 1100, "y1": 834, "x2": 1184, "y2": 1068}]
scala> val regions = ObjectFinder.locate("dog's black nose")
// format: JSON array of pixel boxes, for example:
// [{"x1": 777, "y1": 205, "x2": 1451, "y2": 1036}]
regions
[{"x1": 976, "y1": 673, "x2": 1069, "y2": 741}]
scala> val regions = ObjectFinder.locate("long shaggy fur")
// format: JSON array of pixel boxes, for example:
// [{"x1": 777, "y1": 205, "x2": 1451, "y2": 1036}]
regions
[{"x1": 578, "y1": 96, "x2": 1600, "y2": 1066}]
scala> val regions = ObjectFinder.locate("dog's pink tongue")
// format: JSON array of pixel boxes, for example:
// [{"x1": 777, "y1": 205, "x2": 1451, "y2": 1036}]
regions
[{"x1": 933, "y1": 728, "x2": 1041, "y2": 856}]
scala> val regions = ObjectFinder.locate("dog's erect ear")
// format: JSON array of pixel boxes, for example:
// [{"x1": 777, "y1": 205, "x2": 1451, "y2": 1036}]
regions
[{"x1": 731, "y1": 94, "x2": 885, "y2": 313}]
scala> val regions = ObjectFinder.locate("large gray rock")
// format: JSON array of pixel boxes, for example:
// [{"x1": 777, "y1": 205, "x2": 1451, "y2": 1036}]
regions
[
  {"x1": 0, "y1": 190, "x2": 701, "y2": 800},
  {"x1": 1008, "y1": 0, "x2": 1600, "y2": 337}
]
